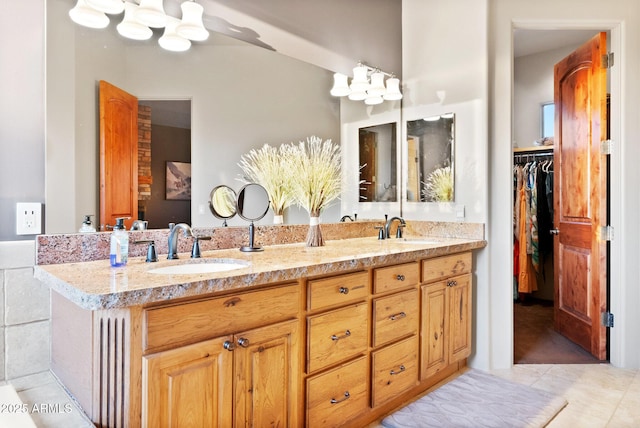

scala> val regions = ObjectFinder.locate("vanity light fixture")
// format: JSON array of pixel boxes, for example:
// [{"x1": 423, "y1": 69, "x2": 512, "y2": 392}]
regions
[
  {"x1": 69, "y1": 0, "x2": 209, "y2": 52},
  {"x1": 330, "y1": 62, "x2": 403, "y2": 105}
]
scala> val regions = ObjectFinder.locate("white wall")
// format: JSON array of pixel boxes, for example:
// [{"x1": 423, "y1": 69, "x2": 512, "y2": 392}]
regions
[
  {"x1": 513, "y1": 44, "x2": 583, "y2": 148},
  {"x1": 402, "y1": 0, "x2": 490, "y2": 369},
  {"x1": 490, "y1": 0, "x2": 640, "y2": 369}
]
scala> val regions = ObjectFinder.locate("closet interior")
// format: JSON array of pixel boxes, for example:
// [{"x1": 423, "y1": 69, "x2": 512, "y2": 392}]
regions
[{"x1": 512, "y1": 146, "x2": 599, "y2": 364}]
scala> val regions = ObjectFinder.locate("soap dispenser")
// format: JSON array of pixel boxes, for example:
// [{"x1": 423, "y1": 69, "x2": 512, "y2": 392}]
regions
[
  {"x1": 110, "y1": 217, "x2": 129, "y2": 267},
  {"x1": 79, "y1": 215, "x2": 96, "y2": 233}
]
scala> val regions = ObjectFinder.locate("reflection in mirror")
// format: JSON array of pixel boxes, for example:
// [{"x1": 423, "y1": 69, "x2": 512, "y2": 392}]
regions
[
  {"x1": 237, "y1": 183, "x2": 270, "y2": 252},
  {"x1": 359, "y1": 123, "x2": 397, "y2": 202},
  {"x1": 237, "y1": 183, "x2": 271, "y2": 221},
  {"x1": 406, "y1": 114, "x2": 455, "y2": 202},
  {"x1": 209, "y1": 185, "x2": 237, "y2": 226}
]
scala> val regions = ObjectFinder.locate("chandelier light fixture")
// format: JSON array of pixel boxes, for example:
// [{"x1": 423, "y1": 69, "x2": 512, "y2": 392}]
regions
[
  {"x1": 330, "y1": 62, "x2": 403, "y2": 105},
  {"x1": 69, "y1": 0, "x2": 209, "y2": 52}
]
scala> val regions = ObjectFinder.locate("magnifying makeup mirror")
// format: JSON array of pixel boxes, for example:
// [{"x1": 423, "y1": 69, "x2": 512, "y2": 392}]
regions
[
  {"x1": 209, "y1": 185, "x2": 237, "y2": 226},
  {"x1": 236, "y1": 183, "x2": 270, "y2": 252}
]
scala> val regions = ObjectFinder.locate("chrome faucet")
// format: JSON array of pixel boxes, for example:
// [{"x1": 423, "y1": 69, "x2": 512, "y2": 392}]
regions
[
  {"x1": 384, "y1": 216, "x2": 406, "y2": 239},
  {"x1": 167, "y1": 223, "x2": 194, "y2": 259}
]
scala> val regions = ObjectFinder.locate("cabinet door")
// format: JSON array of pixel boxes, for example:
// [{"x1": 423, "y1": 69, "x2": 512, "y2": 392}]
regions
[
  {"x1": 449, "y1": 274, "x2": 472, "y2": 363},
  {"x1": 233, "y1": 319, "x2": 300, "y2": 428},
  {"x1": 143, "y1": 336, "x2": 233, "y2": 428},
  {"x1": 420, "y1": 280, "x2": 448, "y2": 380}
]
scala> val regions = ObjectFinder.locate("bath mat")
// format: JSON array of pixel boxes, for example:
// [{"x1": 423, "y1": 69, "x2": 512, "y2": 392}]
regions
[
  {"x1": 0, "y1": 384, "x2": 37, "y2": 428},
  {"x1": 382, "y1": 369, "x2": 567, "y2": 428}
]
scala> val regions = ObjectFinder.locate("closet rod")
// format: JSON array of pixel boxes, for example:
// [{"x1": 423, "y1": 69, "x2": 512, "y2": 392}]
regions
[{"x1": 513, "y1": 151, "x2": 553, "y2": 164}]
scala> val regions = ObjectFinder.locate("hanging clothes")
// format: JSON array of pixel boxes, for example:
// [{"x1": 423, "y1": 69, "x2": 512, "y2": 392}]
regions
[{"x1": 513, "y1": 150, "x2": 554, "y2": 296}]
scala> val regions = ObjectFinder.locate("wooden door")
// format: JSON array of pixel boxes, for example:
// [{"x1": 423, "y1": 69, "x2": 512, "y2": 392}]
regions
[
  {"x1": 420, "y1": 281, "x2": 448, "y2": 380},
  {"x1": 406, "y1": 137, "x2": 420, "y2": 201},
  {"x1": 233, "y1": 319, "x2": 300, "y2": 428},
  {"x1": 448, "y1": 274, "x2": 472, "y2": 363},
  {"x1": 553, "y1": 32, "x2": 608, "y2": 360},
  {"x1": 142, "y1": 336, "x2": 234, "y2": 427},
  {"x1": 359, "y1": 129, "x2": 377, "y2": 202},
  {"x1": 99, "y1": 80, "x2": 138, "y2": 230}
]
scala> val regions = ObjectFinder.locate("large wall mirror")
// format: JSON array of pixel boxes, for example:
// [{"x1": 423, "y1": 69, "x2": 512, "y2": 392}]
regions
[
  {"x1": 359, "y1": 122, "x2": 397, "y2": 202},
  {"x1": 46, "y1": 0, "x2": 340, "y2": 232},
  {"x1": 406, "y1": 114, "x2": 455, "y2": 202}
]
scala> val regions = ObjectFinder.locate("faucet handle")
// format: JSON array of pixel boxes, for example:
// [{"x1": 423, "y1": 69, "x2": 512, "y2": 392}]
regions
[
  {"x1": 396, "y1": 224, "x2": 405, "y2": 239},
  {"x1": 191, "y1": 236, "x2": 212, "y2": 258},
  {"x1": 374, "y1": 226, "x2": 385, "y2": 240},
  {"x1": 133, "y1": 240, "x2": 158, "y2": 263}
]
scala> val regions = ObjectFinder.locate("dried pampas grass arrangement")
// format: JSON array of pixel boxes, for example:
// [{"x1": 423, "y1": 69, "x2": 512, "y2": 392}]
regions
[
  {"x1": 289, "y1": 136, "x2": 342, "y2": 247},
  {"x1": 238, "y1": 144, "x2": 297, "y2": 224}
]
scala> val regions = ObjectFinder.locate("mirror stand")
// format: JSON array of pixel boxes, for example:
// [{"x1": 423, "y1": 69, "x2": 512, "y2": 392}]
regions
[{"x1": 240, "y1": 221, "x2": 263, "y2": 252}]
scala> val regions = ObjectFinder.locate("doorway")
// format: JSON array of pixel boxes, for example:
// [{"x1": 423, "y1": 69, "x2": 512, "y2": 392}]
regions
[
  {"x1": 512, "y1": 29, "x2": 609, "y2": 364},
  {"x1": 138, "y1": 100, "x2": 192, "y2": 229}
]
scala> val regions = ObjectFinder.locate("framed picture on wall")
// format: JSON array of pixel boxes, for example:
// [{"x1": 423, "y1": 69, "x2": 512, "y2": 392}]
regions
[{"x1": 166, "y1": 161, "x2": 191, "y2": 200}]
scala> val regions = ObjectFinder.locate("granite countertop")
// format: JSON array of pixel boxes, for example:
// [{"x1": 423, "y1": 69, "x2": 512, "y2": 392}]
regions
[{"x1": 34, "y1": 236, "x2": 486, "y2": 310}]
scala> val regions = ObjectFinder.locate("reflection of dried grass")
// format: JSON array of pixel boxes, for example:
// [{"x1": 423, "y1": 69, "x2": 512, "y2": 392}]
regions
[
  {"x1": 238, "y1": 144, "x2": 296, "y2": 216},
  {"x1": 422, "y1": 166, "x2": 453, "y2": 202}
]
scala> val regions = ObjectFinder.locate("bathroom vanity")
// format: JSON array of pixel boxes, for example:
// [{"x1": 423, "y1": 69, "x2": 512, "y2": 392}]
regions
[{"x1": 36, "y1": 233, "x2": 485, "y2": 427}]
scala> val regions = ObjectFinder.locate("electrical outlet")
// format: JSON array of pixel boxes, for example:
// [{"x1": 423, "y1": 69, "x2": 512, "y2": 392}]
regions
[
  {"x1": 455, "y1": 204, "x2": 466, "y2": 220},
  {"x1": 16, "y1": 202, "x2": 42, "y2": 235}
]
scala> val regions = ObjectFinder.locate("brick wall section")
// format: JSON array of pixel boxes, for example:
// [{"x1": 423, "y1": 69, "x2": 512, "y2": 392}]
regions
[{"x1": 138, "y1": 105, "x2": 152, "y2": 209}]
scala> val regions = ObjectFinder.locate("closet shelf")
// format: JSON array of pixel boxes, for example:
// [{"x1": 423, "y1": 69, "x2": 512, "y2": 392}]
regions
[{"x1": 513, "y1": 146, "x2": 553, "y2": 153}]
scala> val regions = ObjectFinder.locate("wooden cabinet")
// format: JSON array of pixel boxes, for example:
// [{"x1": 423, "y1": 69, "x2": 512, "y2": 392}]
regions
[
  {"x1": 142, "y1": 284, "x2": 301, "y2": 428},
  {"x1": 370, "y1": 262, "x2": 420, "y2": 408},
  {"x1": 421, "y1": 253, "x2": 472, "y2": 380},
  {"x1": 306, "y1": 356, "x2": 369, "y2": 427}
]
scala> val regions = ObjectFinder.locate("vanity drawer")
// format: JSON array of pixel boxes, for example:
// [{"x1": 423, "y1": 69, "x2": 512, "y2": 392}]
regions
[
  {"x1": 307, "y1": 302, "x2": 368, "y2": 373},
  {"x1": 306, "y1": 356, "x2": 368, "y2": 428},
  {"x1": 372, "y1": 288, "x2": 419, "y2": 347},
  {"x1": 307, "y1": 271, "x2": 369, "y2": 311},
  {"x1": 371, "y1": 335, "x2": 419, "y2": 407},
  {"x1": 422, "y1": 252, "x2": 472, "y2": 283},
  {"x1": 143, "y1": 283, "x2": 299, "y2": 352},
  {"x1": 373, "y1": 262, "x2": 420, "y2": 294}
]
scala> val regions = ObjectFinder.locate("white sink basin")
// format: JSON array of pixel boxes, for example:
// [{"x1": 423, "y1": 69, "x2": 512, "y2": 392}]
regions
[
  {"x1": 148, "y1": 259, "x2": 249, "y2": 275},
  {"x1": 398, "y1": 238, "x2": 443, "y2": 245}
]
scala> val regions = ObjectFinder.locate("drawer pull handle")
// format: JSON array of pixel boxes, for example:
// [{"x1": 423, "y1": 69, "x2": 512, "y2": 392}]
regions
[
  {"x1": 339, "y1": 286, "x2": 349, "y2": 295},
  {"x1": 223, "y1": 340, "x2": 235, "y2": 351},
  {"x1": 390, "y1": 365, "x2": 406, "y2": 375},
  {"x1": 396, "y1": 274, "x2": 405, "y2": 281},
  {"x1": 330, "y1": 391, "x2": 351, "y2": 404},
  {"x1": 447, "y1": 280, "x2": 457, "y2": 287},
  {"x1": 237, "y1": 337, "x2": 250, "y2": 348},
  {"x1": 389, "y1": 311, "x2": 406, "y2": 321},
  {"x1": 331, "y1": 330, "x2": 351, "y2": 341}
]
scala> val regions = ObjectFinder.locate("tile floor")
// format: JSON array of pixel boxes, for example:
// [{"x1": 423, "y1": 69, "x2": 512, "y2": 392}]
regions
[{"x1": 2, "y1": 364, "x2": 639, "y2": 427}]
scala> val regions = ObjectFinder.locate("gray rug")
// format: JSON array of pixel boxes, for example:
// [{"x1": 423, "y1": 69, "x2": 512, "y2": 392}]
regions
[{"x1": 382, "y1": 370, "x2": 567, "y2": 428}]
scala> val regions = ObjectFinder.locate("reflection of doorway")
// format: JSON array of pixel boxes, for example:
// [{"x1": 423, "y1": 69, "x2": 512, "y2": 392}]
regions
[
  {"x1": 138, "y1": 100, "x2": 192, "y2": 229},
  {"x1": 512, "y1": 30, "x2": 609, "y2": 363},
  {"x1": 406, "y1": 136, "x2": 420, "y2": 201},
  {"x1": 359, "y1": 129, "x2": 377, "y2": 202}
]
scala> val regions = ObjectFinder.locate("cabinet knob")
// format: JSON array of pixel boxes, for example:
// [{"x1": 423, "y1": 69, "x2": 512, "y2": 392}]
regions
[
  {"x1": 331, "y1": 329, "x2": 351, "y2": 341},
  {"x1": 390, "y1": 365, "x2": 406, "y2": 375},
  {"x1": 223, "y1": 340, "x2": 236, "y2": 351},
  {"x1": 396, "y1": 274, "x2": 405, "y2": 281},
  {"x1": 339, "y1": 286, "x2": 349, "y2": 295},
  {"x1": 330, "y1": 391, "x2": 351, "y2": 404},
  {"x1": 447, "y1": 280, "x2": 457, "y2": 287},
  {"x1": 237, "y1": 337, "x2": 250, "y2": 348}
]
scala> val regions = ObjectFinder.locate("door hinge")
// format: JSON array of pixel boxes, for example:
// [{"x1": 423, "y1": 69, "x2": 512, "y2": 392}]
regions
[
  {"x1": 602, "y1": 52, "x2": 614, "y2": 69},
  {"x1": 601, "y1": 139, "x2": 613, "y2": 155},
  {"x1": 600, "y1": 225, "x2": 614, "y2": 241},
  {"x1": 602, "y1": 312, "x2": 614, "y2": 328}
]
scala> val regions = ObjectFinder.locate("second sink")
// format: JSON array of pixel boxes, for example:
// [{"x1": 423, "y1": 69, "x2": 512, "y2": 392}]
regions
[{"x1": 148, "y1": 259, "x2": 249, "y2": 275}]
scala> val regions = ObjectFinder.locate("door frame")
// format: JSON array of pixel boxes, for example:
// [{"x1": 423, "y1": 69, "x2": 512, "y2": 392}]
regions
[{"x1": 488, "y1": 19, "x2": 623, "y2": 369}]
